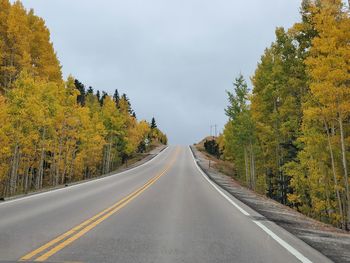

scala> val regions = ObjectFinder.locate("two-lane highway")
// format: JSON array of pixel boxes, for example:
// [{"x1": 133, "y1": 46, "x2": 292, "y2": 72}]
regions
[{"x1": 0, "y1": 146, "x2": 331, "y2": 262}]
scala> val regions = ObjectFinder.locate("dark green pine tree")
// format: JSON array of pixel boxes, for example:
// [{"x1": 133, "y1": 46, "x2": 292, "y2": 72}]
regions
[
  {"x1": 113, "y1": 89, "x2": 120, "y2": 108},
  {"x1": 150, "y1": 117, "x2": 157, "y2": 129},
  {"x1": 87, "y1": 86, "x2": 93, "y2": 94},
  {"x1": 122, "y1": 93, "x2": 134, "y2": 115},
  {"x1": 74, "y1": 79, "x2": 86, "y2": 106},
  {"x1": 96, "y1": 90, "x2": 101, "y2": 103},
  {"x1": 100, "y1": 91, "x2": 108, "y2": 106}
]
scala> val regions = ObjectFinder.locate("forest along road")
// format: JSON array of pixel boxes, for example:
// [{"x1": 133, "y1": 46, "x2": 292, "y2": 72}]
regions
[{"x1": 0, "y1": 146, "x2": 332, "y2": 263}]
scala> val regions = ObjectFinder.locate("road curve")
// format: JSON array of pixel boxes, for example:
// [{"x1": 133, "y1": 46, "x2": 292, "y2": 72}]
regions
[{"x1": 0, "y1": 146, "x2": 331, "y2": 262}]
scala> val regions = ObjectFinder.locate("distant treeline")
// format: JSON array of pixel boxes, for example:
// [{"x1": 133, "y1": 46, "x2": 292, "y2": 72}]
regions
[
  {"x1": 219, "y1": 0, "x2": 350, "y2": 229},
  {"x1": 0, "y1": 1, "x2": 167, "y2": 197}
]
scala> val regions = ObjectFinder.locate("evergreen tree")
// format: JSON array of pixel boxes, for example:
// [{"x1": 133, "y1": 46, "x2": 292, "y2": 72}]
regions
[
  {"x1": 96, "y1": 90, "x2": 101, "y2": 102},
  {"x1": 100, "y1": 91, "x2": 108, "y2": 106},
  {"x1": 121, "y1": 93, "x2": 134, "y2": 115},
  {"x1": 219, "y1": 0, "x2": 349, "y2": 229},
  {"x1": 87, "y1": 86, "x2": 93, "y2": 94},
  {"x1": 150, "y1": 117, "x2": 157, "y2": 129},
  {"x1": 74, "y1": 79, "x2": 86, "y2": 106},
  {"x1": 0, "y1": 0, "x2": 167, "y2": 199},
  {"x1": 113, "y1": 89, "x2": 120, "y2": 107},
  {"x1": 223, "y1": 74, "x2": 257, "y2": 190}
]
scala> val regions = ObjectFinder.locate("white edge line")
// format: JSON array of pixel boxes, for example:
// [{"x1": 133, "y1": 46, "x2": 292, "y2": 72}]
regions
[
  {"x1": 254, "y1": 221, "x2": 312, "y2": 263},
  {"x1": 188, "y1": 146, "x2": 250, "y2": 216},
  {"x1": 0, "y1": 146, "x2": 169, "y2": 205},
  {"x1": 188, "y1": 146, "x2": 313, "y2": 263}
]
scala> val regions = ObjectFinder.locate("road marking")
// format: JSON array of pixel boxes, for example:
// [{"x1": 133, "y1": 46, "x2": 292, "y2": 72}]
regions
[
  {"x1": 1, "y1": 147, "x2": 168, "y2": 206},
  {"x1": 20, "y1": 147, "x2": 179, "y2": 262},
  {"x1": 188, "y1": 146, "x2": 313, "y2": 263},
  {"x1": 254, "y1": 220, "x2": 312, "y2": 263},
  {"x1": 189, "y1": 147, "x2": 250, "y2": 216}
]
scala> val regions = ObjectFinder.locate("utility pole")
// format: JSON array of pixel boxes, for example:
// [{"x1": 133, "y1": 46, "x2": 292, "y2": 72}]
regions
[{"x1": 210, "y1": 124, "x2": 218, "y2": 138}]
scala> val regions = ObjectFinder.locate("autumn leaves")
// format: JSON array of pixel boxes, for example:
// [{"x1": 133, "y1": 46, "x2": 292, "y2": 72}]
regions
[
  {"x1": 0, "y1": 1, "x2": 167, "y2": 198},
  {"x1": 221, "y1": 0, "x2": 350, "y2": 229}
]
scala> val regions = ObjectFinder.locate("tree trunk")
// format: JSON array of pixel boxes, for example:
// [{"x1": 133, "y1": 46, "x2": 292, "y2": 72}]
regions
[
  {"x1": 37, "y1": 129, "x2": 46, "y2": 189},
  {"x1": 104, "y1": 137, "x2": 113, "y2": 174},
  {"x1": 338, "y1": 115, "x2": 349, "y2": 228},
  {"x1": 244, "y1": 146, "x2": 249, "y2": 187},
  {"x1": 55, "y1": 137, "x2": 63, "y2": 186},
  {"x1": 250, "y1": 141, "x2": 256, "y2": 190},
  {"x1": 62, "y1": 145, "x2": 69, "y2": 185},
  {"x1": 9, "y1": 143, "x2": 20, "y2": 196},
  {"x1": 24, "y1": 166, "x2": 29, "y2": 194},
  {"x1": 102, "y1": 145, "x2": 106, "y2": 174},
  {"x1": 50, "y1": 147, "x2": 56, "y2": 186},
  {"x1": 28, "y1": 167, "x2": 33, "y2": 192},
  {"x1": 37, "y1": 148, "x2": 45, "y2": 189},
  {"x1": 323, "y1": 166, "x2": 332, "y2": 221},
  {"x1": 67, "y1": 149, "x2": 77, "y2": 184},
  {"x1": 106, "y1": 144, "x2": 110, "y2": 174},
  {"x1": 324, "y1": 120, "x2": 345, "y2": 229}
]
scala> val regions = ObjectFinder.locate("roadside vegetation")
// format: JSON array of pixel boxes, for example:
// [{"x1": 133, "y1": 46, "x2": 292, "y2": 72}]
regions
[
  {"x1": 209, "y1": 0, "x2": 350, "y2": 230},
  {"x1": 0, "y1": 0, "x2": 167, "y2": 198}
]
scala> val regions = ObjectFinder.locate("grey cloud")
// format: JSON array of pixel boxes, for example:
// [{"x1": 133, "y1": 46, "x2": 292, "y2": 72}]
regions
[{"x1": 21, "y1": 0, "x2": 301, "y2": 144}]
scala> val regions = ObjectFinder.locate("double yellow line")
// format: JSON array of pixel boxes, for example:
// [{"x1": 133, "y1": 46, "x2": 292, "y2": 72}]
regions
[{"x1": 20, "y1": 148, "x2": 179, "y2": 262}]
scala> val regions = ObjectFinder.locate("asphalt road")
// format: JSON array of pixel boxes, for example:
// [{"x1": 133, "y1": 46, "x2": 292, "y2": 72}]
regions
[{"x1": 0, "y1": 146, "x2": 332, "y2": 263}]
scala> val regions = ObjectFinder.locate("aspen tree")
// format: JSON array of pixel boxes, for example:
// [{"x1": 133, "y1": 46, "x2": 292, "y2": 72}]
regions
[
  {"x1": 0, "y1": 1, "x2": 168, "y2": 198},
  {"x1": 305, "y1": 0, "x2": 350, "y2": 228}
]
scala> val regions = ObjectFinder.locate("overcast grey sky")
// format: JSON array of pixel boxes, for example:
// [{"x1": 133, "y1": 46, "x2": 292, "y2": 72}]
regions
[{"x1": 21, "y1": 0, "x2": 301, "y2": 144}]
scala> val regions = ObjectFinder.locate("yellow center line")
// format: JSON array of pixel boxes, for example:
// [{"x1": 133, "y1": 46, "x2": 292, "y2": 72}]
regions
[{"x1": 20, "y1": 148, "x2": 179, "y2": 262}]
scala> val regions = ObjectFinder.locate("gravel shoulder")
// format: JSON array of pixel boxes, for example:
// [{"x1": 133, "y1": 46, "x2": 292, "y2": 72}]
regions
[{"x1": 190, "y1": 145, "x2": 350, "y2": 263}]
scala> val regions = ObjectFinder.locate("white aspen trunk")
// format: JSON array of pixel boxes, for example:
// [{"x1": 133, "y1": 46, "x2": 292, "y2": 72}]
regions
[
  {"x1": 323, "y1": 167, "x2": 331, "y2": 219},
  {"x1": 14, "y1": 149, "x2": 20, "y2": 195},
  {"x1": 50, "y1": 147, "x2": 56, "y2": 186},
  {"x1": 106, "y1": 144, "x2": 110, "y2": 174},
  {"x1": 102, "y1": 145, "x2": 107, "y2": 174},
  {"x1": 24, "y1": 166, "x2": 29, "y2": 194},
  {"x1": 107, "y1": 142, "x2": 112, "y2": 173},
  {"x1": 38, "y1": 129, "x2": 46, "y2": 189},
  {"x1": 244, "y1": 146, "x2": 249, "y2": 187},
  {"x1": 28, "y1": 167, "x2": 33, "y2": 192},
  {"x1": 250, "y1": 141, "x2": 256, "y2": 190},
  {"x1": 324, "y1": 120, "x2": 345, "y2": 229},
  {"x1": 55, "y1": 138, "x2": 63, "y2": 186},
  {"x1": 338, "y1": 115, "x2": 350, "y2": 228},
  {"x1": 61, "y1": 144, "x2": 69, "y2": 185},
  {"x1": 37, "y1": 148, "x2": 45, "y2": 189},
  {"x1": 9, "y1": 143, "x2": 19, "y2": 196},
  {"x1": 103, "y1": 142, "x2": 109, "y2": 175},
  {"x1": 105, "y1": 137, "x2": 113, "y2": 174},
  {"x1": 68, "y1": 149, "x2": 77, "y2": 183},
  {"x1": 110, "y1": 146, "x2": 115, "y2": 171}
]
